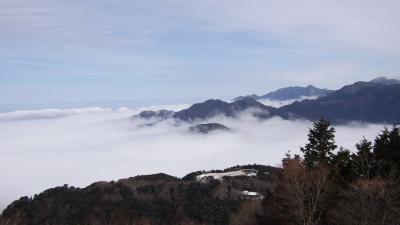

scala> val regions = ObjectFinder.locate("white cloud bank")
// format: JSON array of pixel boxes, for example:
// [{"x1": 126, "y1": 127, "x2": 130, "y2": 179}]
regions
[{"x1": 0, "y1": 104, "x2": 385, "y2": 210}]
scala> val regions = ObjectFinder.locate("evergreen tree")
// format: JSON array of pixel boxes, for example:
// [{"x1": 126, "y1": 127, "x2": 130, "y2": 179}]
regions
[
  {"x1": 301, "y1": 118, "x2": 337, "y2": 168},
  {"x1": 332, "y1": 148, "x2": 355, "y2": 184},
  {"x1": 352, "y1": 138, "x2": 374, "y2": 179},
  {"x1": 374, "y1": 126, "x2": 400, "y2": 177}
]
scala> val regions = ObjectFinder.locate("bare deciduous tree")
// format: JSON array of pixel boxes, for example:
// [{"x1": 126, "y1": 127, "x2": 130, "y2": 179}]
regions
[
  {"x1": 276, "y1": 159, "x2": 331, "y2": 225},
  {"x1": 330, "y1": 178, "x2": 400, "y2": 225},
  {"x1": 229, "y1": 200, "x2": 261, "y2": 225},
  {"x1": 178, "y1": 217, "x2": 207, "y2": 225}
]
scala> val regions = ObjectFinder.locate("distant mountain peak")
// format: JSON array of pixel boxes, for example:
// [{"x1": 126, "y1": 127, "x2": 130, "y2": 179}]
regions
[
  {"x1": 370, "y1": 76, "x2": 400, "y2": 85},
  {"x1": 134, "y1": 110, "x2": 175, "y2": 120},
  {"x1": 232, "y1": 85, "x2": 333, "y2": 103},
  {"x1": 189, "y1": 123, "x2": 231, "y2": 134},
  {"x1": 305, "y1": 84, "x2": 317, "y2": 89},
  {"x1": 233, "y1": 85, "x2": 332, "y2": 102},
  {"x1": 171, "y1": 98, "x2": 278, "y2": 122},
  {"x1": 235, "y1": 96, "x2": 260, "y2": 104},
  {"x1": 232, "y1": 94, "x2": 259, "y2": 102},
  {"x1": 260, "y1": 85, "x2": 332, "y2": 100},
  {"x1": 203, "y1": 99, "x2": 227, "y2": 105}
]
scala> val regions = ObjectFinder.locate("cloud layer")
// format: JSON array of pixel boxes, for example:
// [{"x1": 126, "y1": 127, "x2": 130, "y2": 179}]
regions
[{"x1": 0, "y1": 104, "x2": 385, "y2": 210}]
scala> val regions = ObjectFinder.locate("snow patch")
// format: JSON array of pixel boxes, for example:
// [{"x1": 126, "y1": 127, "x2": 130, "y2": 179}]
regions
[
  {"x1": 242, "y1": 190, "x2": 264, "y2": 199},
  {"x1": 196, "y1": 169, "x2": 257, "y2": 181}
]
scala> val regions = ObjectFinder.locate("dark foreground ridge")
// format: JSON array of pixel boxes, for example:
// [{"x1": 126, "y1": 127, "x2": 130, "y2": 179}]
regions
[{"x1": 0, "y1": 165, "x2": 278, "y2": 225}]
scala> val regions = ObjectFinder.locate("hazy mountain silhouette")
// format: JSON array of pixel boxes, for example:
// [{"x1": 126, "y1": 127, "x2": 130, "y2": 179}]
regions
[{"x1": 233, "y1": 85, "x2": 332, "y2": 101}]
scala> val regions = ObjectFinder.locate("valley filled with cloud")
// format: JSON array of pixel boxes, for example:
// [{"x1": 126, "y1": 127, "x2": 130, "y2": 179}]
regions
[{"x1": 0, "y1": 104, "x2": 385, "y2": 209}]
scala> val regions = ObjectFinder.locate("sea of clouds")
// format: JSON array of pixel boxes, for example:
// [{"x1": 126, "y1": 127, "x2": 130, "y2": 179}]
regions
[{"x1": 0, "y1": 103, "x2": 385, "y2": 210}]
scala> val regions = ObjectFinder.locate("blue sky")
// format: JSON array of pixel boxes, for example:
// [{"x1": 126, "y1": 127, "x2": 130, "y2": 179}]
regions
[{"x1": 1, "y1": 0, "x2": 400, "y2": 110}]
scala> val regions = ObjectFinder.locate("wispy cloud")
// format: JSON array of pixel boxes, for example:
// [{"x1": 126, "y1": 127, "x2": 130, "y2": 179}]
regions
[
  {"x1": 175, "y1": 0, "x2": 400, "y2": 52},
  {"x1": 1, "y1": 0, "x2": 400, "y2": 106}
]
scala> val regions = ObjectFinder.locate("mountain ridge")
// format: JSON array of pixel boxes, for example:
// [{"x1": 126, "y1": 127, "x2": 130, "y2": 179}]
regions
[
  {"x1": 233, "y1": 85, "x2": 333, "y2": 102},
  {"x1": 279, "y1": 81, "x2": 400, "y2": 123},
  {"x1": 133, "y1": 77, "x2": 400, "y2": 124}
]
